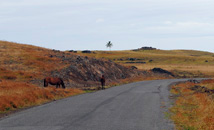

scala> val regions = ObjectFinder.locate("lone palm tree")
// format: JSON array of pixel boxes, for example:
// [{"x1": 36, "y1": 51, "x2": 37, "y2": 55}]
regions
[{"x1": 106, "y1": 41, "x2": 113, "y2": 50}]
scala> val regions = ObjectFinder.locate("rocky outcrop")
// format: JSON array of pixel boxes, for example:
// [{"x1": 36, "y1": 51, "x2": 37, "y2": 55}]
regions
[
  {"x1": 48, "y1": 52, "x2": 141, "y2": 87},
  {"x1": 151, "y1": 68, "x2": 174, "y2": 77},
  {"x1": 133, "y1": 47, "x2": 157, "y2": 51}
]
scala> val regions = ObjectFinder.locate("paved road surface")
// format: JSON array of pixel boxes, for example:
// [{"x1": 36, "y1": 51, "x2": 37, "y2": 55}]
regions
[{"x1": 0, "y1": 79, "x2": 193, "y2": 130}]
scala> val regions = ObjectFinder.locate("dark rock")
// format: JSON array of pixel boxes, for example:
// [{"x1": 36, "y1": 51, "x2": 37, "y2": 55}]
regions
[
  {"x1": 82, "y1": 50, "x2": 92, "y2": 53},
  {"x1": 133, "y1": 47, "x2": 157, "y2": 51},
  {"x1": 68, "y1": 50, "x2": 77, "y2": 53},
  {"x1": 125, "y1": 62, "x2": 146, "y2": 64},
  {"x1": 52, "y1": 49, "x2": 60, "y2": 52},
  {"x1": 188, "y1": 79, "x2": 200, "y2": 84},
  {"x1": 136, "y1": 62, "x2": 146, "y2": 64},
  {"x1": 125, "y1": 62, "x2": 135, "y2": 63},
  {"x1": 151, "y1": 68, "x2": 174, "y2": 77},
  {"x1": 127, "y1": 58, "x2": 136, "y2": 61},
  {"x1": 136, "y1": 58, "x2": 142, "y2": 60},
  {"x1": 126, "y1": 58, "x2": 144, "y2": 61},
  {"x1": 190, "y1": 85, "x2": 214, "y2": 94},
  {"x1": 131, "y1": 66, "x2": 138, "y2": 70}
]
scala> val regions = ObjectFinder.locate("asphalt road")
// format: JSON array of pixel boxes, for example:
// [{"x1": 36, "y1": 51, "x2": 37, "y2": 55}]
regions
[{"x1": 0, "y1": 79, "x2": 192, "y2": 130}]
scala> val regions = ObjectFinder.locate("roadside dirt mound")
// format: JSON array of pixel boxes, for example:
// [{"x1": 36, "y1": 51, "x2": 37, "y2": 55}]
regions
[{"x1": 47, "y1": 51, "x2": 143, "y2": 87}]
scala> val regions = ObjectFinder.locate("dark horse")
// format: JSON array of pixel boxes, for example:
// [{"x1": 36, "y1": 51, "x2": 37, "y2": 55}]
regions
[
  {"x1": 100, "y1": 75, "x2": 105, "y2": 90},
  {"x1": 44, "y1": 77, "x2": 65, "y2": 89}
]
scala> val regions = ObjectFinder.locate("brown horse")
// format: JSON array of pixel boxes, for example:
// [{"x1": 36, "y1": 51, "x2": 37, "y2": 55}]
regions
[{"x1": 44, "y1": 77, "x2": 65, "y2": 89}]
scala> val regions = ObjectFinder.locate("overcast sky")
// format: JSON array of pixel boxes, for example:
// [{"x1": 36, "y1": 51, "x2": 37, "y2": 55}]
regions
[{"x1": 1, "y1": 0, "x2": 214, "y2": 52}]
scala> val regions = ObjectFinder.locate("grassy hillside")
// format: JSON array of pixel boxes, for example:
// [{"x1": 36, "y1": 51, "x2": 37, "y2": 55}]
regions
[
  {"x1": 76, "y1": 49, "x2": 214, "y2": 78},
  {"x1": 0, "y1": 41, "x2": 68, "y2": 82},
  {"x1": 0, "y1": 41, "x2": 85, "y2": 114}
]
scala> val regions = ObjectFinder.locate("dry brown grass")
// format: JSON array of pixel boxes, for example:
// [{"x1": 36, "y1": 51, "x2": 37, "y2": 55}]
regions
[
  {"x1": 0, "y1": 41, "x2": 68, "y2": 81},
  {"x1": 132, "y1": 64, "x2": 213, "y2": 78},
  {"x1": 0, "y1": 80, "x2": 84, "y2": 113},
  {"x1": 0, "y1": 41, "x2": 86, "y2": 114},
  {"x1": 170, "y1": 79, "x2": 214, "y2": 130}
]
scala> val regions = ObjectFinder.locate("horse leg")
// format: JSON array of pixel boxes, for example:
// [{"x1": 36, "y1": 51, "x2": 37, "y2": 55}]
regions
[
  {"x1": 44, "y1": 79, "x2": 48, "y2": 87},
  {"x1": 61, "y1": 81, "x2": 65, "y2": 89}
]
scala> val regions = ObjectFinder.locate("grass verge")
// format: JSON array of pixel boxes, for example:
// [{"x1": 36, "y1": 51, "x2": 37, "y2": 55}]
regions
[
  {"x1": 0, "y1": 80, "x2": 84, "y2": 114},
  {"x1": 170, "y1": 79, "x2": 214, "y2": 130}
]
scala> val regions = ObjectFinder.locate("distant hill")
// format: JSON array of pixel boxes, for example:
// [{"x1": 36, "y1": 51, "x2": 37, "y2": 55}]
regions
[{"x1": 76, "y1": 48, "x2": 214, "y2": 78}]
